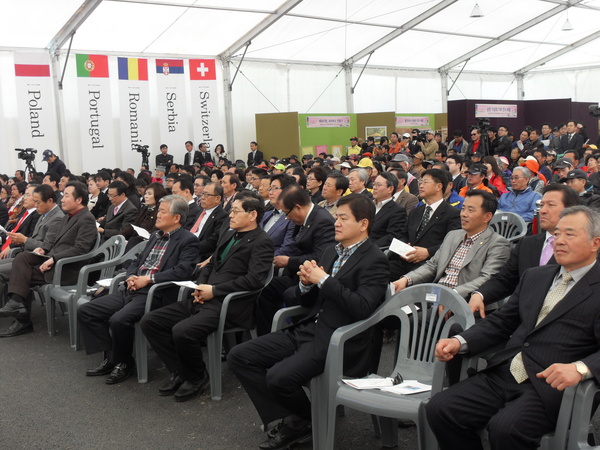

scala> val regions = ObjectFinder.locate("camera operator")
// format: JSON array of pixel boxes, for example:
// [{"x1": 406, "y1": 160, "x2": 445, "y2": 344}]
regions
[
  {"x1": 42, "y1": 150, "x2": 67, "y2": 177},
  {"x1": 408, "y1": 129, "x2": 424, "y2": 155},
  {"x1": 417, "y1": 130, "x2": 439, "y2": 159}
]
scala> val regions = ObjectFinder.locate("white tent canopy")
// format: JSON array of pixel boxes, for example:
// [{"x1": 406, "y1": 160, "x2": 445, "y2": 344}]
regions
[{"x1": 2, "y1": 0, "x2": 600, "y2": 173}]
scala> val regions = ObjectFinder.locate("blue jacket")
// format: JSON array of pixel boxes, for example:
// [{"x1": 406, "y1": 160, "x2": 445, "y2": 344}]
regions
[{"x1": 498, "y1": 187, "x2": 541, "y2": 222}]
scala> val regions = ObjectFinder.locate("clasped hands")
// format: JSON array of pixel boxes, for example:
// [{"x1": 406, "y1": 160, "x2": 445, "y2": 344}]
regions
[
  {"x1": 192, "y1": 285, "x2": 214, "y2": 304},
  {"x1": 434, "y1": 337, "x2": 584, "y2": 391},
  {"x1": 297, "y1": 260, "x2": 327, "y2": 286},
  {"x1": 33, "y1": 248, "x2": 55, "y2": 272},
  {"x1": 125, "y1": 275, "x2": 151, "y2": 291}
]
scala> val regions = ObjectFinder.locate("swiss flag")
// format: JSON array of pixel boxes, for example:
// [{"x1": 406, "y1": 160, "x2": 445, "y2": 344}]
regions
[{"x1": 189, "y1": 59, "x2": 216, "y2": 81}]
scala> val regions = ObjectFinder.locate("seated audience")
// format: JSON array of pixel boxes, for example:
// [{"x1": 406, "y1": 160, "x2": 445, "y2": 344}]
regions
[
  {"x1": 318, "y1": 172, "x2": 348, "y2": 217},
  {"x1": 497, "y1": 166, "x2": 542, "y2": 223},
  {"x1": 370, "y1": 172, "x2": 406, "y2": 248}
]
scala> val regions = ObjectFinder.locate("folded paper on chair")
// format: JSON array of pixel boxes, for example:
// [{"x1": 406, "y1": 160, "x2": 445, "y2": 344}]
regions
[
  {"x1": 131, "y1": 225, "x2": 150, "y2": 239},
  {"x1": 173, "y1": 280, "x2": 199, "y2": 290},
  {"x1": 343, "y1": 377, "x2": 431, "y2": 395}
]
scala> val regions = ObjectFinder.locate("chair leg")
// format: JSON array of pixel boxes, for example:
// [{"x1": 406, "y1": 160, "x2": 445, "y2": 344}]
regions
[
  {"x1": 207, "y1": 331, "x2": 222, "y2": 400},
  {"x1": 379, "y1": 417, "x2": 399, "y2": 448},
  {"x1": 46, "y1": 292, "x2": 55, "y2": 337},
  {"x1": 67, "y1": 296, "x2": 77, "y2": 348},
  {"x1": 134, "y1": 323, "x2": 148, "y2": 383}
]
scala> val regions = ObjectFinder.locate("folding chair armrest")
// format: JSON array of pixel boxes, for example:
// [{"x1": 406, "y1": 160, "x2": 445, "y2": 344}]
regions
[
  {"x1": 109, "y1": 273, "x2": 127, "y2": 295},
  {"x1": 52, "y1": 253, "x2": 92, "y2": 285},
  {"x1": 218, "y1": 288, "x2": 261, "y2": 333},
  {"x1": 569, "y1": 379, "x2": 600, "y2": 450},
  {"x1": 144, "y1": 281, "x2": 175, "y2": 313},
  {"x1": 271, "y1": 305, "x2": 310, "y2": 333}
]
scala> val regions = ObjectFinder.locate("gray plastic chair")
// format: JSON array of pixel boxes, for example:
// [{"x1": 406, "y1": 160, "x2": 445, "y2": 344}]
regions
[
  {"x1": 46, "y1": 235, "x2": 125, "y2": 348},
  {"x1": 490, "y1": 211, "x2": 527, "y2": 242},
  {"x1": 561, "y1": 379, "x2": 599, "y2": 450},
  {"x1": 321, "y1": 284, "x2": 475, "y2": 450},
  {"x1": 74, "y1": 240, "x2": 147, "y2": 350}
]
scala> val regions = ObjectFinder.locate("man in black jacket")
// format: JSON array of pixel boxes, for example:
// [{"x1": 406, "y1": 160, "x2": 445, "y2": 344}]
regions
[
  {"x1": 140, "y1": 193, "x2": 273, "y2": 402},
  {"x1": 228, "y1": 194, "x2": 389, "y2": 450},
  {"x1": 42, "y1": 150, "x2": 67, "y2": 177}
]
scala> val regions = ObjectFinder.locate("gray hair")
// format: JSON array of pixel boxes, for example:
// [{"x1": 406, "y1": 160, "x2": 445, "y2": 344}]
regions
[
  {"x1": 160, "y1": 194, "x2": 189, "y2": 225},
  {"x1": 350, "y1": 168, "x2": 369, "y2": 184},
  {"x1": 559, "y1": 205, "x2": 600, "y2": 240},
  {"x1": 513, "y1": 166, "x2": 531, "y2": 179}
]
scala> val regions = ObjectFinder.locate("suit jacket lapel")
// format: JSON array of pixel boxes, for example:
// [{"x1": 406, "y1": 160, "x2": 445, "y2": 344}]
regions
[
  {"x1": 54, "y1": 211, "x2": 80, "y2": 242},
  {"x1": 215, "y1": 228, "x2": 258, "y2": 268},
  {"x1": 419, "y1": 202, "x2": 448, "y2": 237},
  {"x1": 332, "y1": 240, "x2": 370, "y2": 279},
  {"x1": 462, "y1": 228, "x2": 493, "y2": 267}
]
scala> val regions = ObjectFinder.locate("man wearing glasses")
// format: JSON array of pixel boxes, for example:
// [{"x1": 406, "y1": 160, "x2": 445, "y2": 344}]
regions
[
  {"x1": 189, "y1": 182, "x2": 228, "y2": 261},
  {"x1": 466, "y1": 128, "x2": 488, "y2": 157},
  {"x1": 141, "y1": 192, "x2": 274, "y2": 402},
  {"x1": 497, "y1": 166, "x2": 542, "y2": 223}
]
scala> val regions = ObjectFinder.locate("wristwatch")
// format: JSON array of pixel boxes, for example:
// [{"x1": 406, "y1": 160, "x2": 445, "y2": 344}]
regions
[{"x1": 573, "y1": 361, "x2": 589, "y2": 380}]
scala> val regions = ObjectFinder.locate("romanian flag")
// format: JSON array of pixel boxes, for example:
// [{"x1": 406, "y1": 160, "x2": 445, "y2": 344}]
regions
[
  {"x1": 118, "y1": 57, "x2": 148, "y2": 81},
  {"x1": 76, "y1": 54, "x2": 109, "y2": 78},
  {"x1": 156, "y1": 59, "x2": 184, "y2": 75}
]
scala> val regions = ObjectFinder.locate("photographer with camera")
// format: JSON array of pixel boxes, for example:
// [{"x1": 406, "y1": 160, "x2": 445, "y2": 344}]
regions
[
  {"x1": 408, "y1": 128, "x2": 424, "y2": 155},
  {"x1": 42, "y1": 150, "x2": 67, "y2": 177},
  {"x1": 417, "y1": 130, "x2": 439, "y2": 159}
]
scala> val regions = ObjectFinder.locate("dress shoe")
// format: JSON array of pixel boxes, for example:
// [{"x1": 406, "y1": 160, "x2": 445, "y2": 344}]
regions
[
  {"x1": 105, "y1": 361, "x2": 135, "y2": 385},
  {"x1": 158, "y1": 373, "x2": 184, "y2": 396},
  {"x1": 259, "y1": 421, "x2": 312, "y2": 450},
  {"x1": 0, "y1": 320, "x2": 33, "y2": 337},
  {"x1": 85, "y1": 359, "x2": 115, "y2": 377},
  {"x1": 0, "y1": 300, "x2": 27, "y2": 318},
  {"x1": 174, "y1": 372, "x2": 210, "y2": 402}
]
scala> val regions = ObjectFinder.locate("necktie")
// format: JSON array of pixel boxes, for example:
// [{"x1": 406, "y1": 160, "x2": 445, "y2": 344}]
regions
[
  {"x1": 2, "y1": 210, "x2": 29, "y2": 251},
  {"x1": 416, "y1": 206, "x2": 432, "y2": 240},
  {"x1": 113, "y1": 206, "x2": 119, "y2": 216},
  {"x1": 190, "y1": 210, "x2": 207, "y2": 234},
  {"x1": 568, "y1": 133, "x2": 572, "y2": 142},
  {"x1": 539, "y1": 236, "x2": 554, "y2": 266},
  {"x1": 510, "y1": 272, "x2": 573, "y2": 383}
]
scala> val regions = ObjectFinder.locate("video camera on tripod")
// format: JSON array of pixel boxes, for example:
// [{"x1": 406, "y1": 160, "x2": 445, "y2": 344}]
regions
[
  {"x1": 132, "y1": 144, "x2": 150, "y2": 167},
  {"x1": 15, "y1": 148, "x2": 37, "y2": 174}
]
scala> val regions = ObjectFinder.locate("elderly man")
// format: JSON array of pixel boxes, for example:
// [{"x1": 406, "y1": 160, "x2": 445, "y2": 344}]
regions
[
  {"x1": 318, "y1": 172, "x2": 349, "y2": 217},
  {"x1": 171, "y1": 177, "x2": 202, "y2": 229},
  {"x1": 427, "y1": 206, "x2": 600, "y2": 450},
  {"x1": 79, "y1": 195, "x2": 201, "y2": 384},
  {"x1": 346, "y1": 168, "x2": 373, "y2": 199},
  {"x1": 0, "y1": 182, "x2": 97, "y2": 336},
  {"x1": 497, "y1": 166, "x2": 542, "y2": 223},
  {"x1": 141, "y1": 193, "x2": 273, "y2": 402}
]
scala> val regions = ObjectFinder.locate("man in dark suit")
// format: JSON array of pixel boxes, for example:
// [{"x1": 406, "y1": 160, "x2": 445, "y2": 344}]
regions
[
  {"x1": 256, "y1": 185, "x2": 336, "y2": 335},
  {"x1": 171, "y1": 178, "x2": 202, "y2": 230},
  {"x1": 156, "y1": 144, "x2": 174, "y2": 170},
  {"x1": 247, "y1": 141, "x2": 264, "y2": 167},
  {"x1": 228, "y1": 194, "x2": 390, "y2": 449},
  {"x1": 389, "y1": 169, "x2": 461, "y2": 280},
  {"x1": 0, "y1": 182, "x2": 97, "y2": 336},
  {"x1": 427, "y1": 205, "x2": 600, "y2": 450},
  {"x1": 0, "y1": 185, "x2": 64, "y2": 303},
  {"x1": 183, "y1": 141, "x2": 200, "y2": 166},
  {"x1": 370, "y1": 172, "x2": 406, "y2": 248},
  {"x1": 140, "y1": 193, "x2": 274, "y2": 402},
  {"x1": 79, "y1": 195, "x2": 201, "y2": 384},
  {"x1": 0, "y1": 184, "x2": 39, "y2": 255},
  {"x1": 189, "y1": 182, "x2": 229, "y2": 261},
  {"x1": 559, "y1": 120, "x2": 585, "y2": 153},
  {"x1": 197, "y1": 143, "x2": 213, "y2": 166},
  {"x1": 469, "y1": 184, "x2": 581, "y2": 316},
  {"x1": 97, "y1": 181, "x2": 139, "y2": 242}
]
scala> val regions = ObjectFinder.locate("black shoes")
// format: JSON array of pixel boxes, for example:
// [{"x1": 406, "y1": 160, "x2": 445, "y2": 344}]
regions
[
  {"x1": 158, "y1": 373, "x2": 184, "y2": 396},
  {"x1": 0, "y1": 320, "x2": 33, "y2": 337},
  {"x1": 259, "y1": 421, "x2": 312, "y2": 450},
  {"x1": 173, "y1": 372, "x2": 210, "y2": 402},
  {"x1": 105, "y1": 361, "x2": 136, "y2": 385},
  {"x1": 0, "y1": 300, "x2": 27, "y2": 318},
  {"x1": 85, "y1": 359, "x2": 115, "y2": 377}
]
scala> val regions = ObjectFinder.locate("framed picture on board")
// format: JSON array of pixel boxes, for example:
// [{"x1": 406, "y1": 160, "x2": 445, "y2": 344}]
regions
[{"x1": 365, "y1": 126, "x2": 387, "y2": 144}]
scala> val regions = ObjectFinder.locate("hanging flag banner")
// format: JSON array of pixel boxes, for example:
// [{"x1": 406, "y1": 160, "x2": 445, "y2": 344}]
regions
[
  {"x1": 76, "y1": 53, "x2": 116, "y2": 170},
  {"x1": 189, "y1": 59, "x2": 222, "y2": 152},
  {"x1": 13, "y1": 51, "x2": 59, "y2": 165},
  {"x1": 117, "y1": 57, "x2": 152, "y2": 169},
  {"x1": 155, "y1": 58, "x2": 189, "y2": 163}
]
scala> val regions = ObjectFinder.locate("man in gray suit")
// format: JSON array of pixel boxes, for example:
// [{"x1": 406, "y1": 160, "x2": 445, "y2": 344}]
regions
[
  {"x1": 392, "y1": 190, "x2": 510, "y2": 299},
  {"x1": 0, "y1": 181, "x2": 97, "y2": 337},
  {"x1": 0, "y1": 185, "x2": 64, "y2": 304}
]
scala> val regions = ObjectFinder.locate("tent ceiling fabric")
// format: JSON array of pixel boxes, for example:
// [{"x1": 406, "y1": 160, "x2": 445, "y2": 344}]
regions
[{"x1": 3, "y1": 0, "x2": 600, "y2": 75}]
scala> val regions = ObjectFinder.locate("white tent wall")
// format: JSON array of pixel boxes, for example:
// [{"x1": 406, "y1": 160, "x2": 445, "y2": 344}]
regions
[
  {"x1": 524, "y1": 68, "x2": 600, "y2": 104},
  {"x1": 447, "y1": 72, "x2": 519, "y2": 102},
  {"x1": 1, "y1": 51, "x2": 21, "y2": 176}
]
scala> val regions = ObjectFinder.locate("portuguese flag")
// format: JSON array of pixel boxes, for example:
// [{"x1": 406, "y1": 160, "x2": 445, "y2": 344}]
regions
[{"x1": 76, "y1": 54, "x2": 109, "y2": 78}]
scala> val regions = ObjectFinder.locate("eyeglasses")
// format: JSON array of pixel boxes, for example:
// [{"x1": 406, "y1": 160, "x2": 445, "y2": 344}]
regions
[
  {"x1": 200, "y1": 192, "x2": 219, "y2": 197},
  {"x1": 229, "y1": 208, "x2": 250, "y2": 215},
  {"x1": 307, "y1": 177, "x2": 317, "y2": 181},
  {"x1": 470, "y1": 133, "x2": 478, "y2": 136},
  {"x1": 510, "y1": 176, "x2": 525, "y2": 180},
  {"x1": 268, "y1": 186, "x2": 282, "y2": 192},
  {"x1": 417, "y1": 179, "x2": 436, "y2": 185}
]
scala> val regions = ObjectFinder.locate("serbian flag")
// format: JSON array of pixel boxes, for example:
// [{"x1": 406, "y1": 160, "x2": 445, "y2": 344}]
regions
[
  {"x1": 118, "y1": 57, "x2": 148, "y2": 81},
  {"x1": 189, "y1": 59, "x2": 216, "y2": 81},
  {"x1": 156, "y1": 59, "x2": 184, "y2": 75},
  {"x1": 76, "y1": 54, "x2": 109, "y2": 78}
]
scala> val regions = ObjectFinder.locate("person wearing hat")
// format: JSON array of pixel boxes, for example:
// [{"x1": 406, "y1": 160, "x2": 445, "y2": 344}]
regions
[
  {"x1": 520, "y1": 156, "x2": 547, "y2": 194},
  {"x1": 497, "y1": 166, "x2": 542, "y2": 223},
  {"x1": 561, "y1": 169, "x2": 600, "y2": 211},
  {"x1": 417, "y1": 130, "x2": 439, "y2": 160},
  {"x1": 348, "y1": 137, "x2": 361, "y2": 156},
  {"x1": 412, "y1": 152, "x2": 426, "y2": 176},
  {"x1": 153, "y1": 166, "x2": 166, "y2": 185},
  {"x1": 459, "y1": 163, "x2": 494, "y2": 198},
  {"x1": 391, "y1": 153, "x2": 420, "y2": 196},
  {"x1": 357, "y1": 158, "x2": 375, "y2": 189},
  {"x1": 272, "y1": 163, "x2": 286, "y2": 175},
  {"x1": 551, "y1": 157, "x2": 574, "y2": 184},
  {"x1": 335, "y1": 161, "x2": 352, "y2": 177},
  {"x1": 42, "y1": 150, "x2": 67, "y2": 177}
]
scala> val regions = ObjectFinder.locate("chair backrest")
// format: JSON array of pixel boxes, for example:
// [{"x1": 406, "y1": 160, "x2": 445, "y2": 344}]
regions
[
  {"x1": 384, "y1": 284, "x2": 475, "y2": 386},
  {"x1": 95, "y1": 235, "x2": 127, "y2": 279},
  {"x1": 490, "y1": 211, "x2": 527, "y2": 241}
]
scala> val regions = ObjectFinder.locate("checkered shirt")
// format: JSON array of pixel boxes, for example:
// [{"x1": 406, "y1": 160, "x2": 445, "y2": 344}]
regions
[
  {"x1": 437, "y1": 230, "x2": 484, "y2": 290},
  {"x1": 138, "y1": 227, "x2": 181, "y2": 277}
]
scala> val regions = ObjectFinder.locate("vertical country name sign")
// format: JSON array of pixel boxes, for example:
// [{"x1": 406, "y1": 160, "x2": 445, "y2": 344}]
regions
[
  {"x1": 13, "y1": 52, "x2": 59, "y2": 161},
  {"x1": 117, "y1": 57, "x2": 151, "y2": 169},
  {"x1": 155, "y1": 59, "x2": 189, "y2": 161},
  {"x1": 189, "y1": 59, "x2": 222, "y2": 152},
  {"x1": 76, "y1": 54, "x2": 116, "y2": 170}
]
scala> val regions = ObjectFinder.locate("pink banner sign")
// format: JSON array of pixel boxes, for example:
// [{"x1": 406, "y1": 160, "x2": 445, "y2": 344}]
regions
[
  {"x1": 396, "y1": 116, "x2": 430, "y2": 127},
  {"x1": 475, "y1": 104, "x2": 518, "y2": 118},
  {"x1": 306, "y1": 116, "x2": 350, "y2": 128}
]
